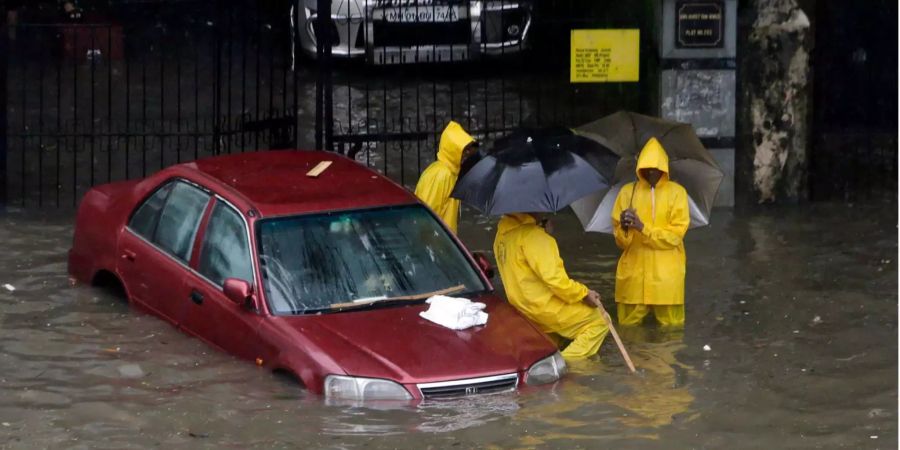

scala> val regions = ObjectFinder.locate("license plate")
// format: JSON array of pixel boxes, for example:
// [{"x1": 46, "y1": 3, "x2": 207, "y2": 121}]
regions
[{"x1": 376, "y1": 5, "x2": 464, "y2": 23}]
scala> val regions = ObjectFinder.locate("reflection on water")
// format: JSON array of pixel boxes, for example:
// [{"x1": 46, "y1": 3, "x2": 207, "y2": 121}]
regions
[
  {"x1": 606, "y1": 329, "x2": 696, "y2": 430},
  {"x1": 0, "y1": 201, "x2": 896, "y2": 448},
  {"x1": 319, "y1": 395, "x2": 522, "y2": 436}
]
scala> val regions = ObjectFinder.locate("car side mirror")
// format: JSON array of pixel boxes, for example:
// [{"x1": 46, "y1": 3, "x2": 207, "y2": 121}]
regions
[
  {"x1": 223, "y1": 278, "x2": 253, "y2": 308},
  {"x1": 472, "y1": 252, "x2": 495, "y2": 280}
]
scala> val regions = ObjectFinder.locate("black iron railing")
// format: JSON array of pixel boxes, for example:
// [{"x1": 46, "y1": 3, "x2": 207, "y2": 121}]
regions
[
  {"x1": 316, "y1": 0, "x2": 658, "y2": 187},
  {"x1": 2, "y1": 0, "x2": 300, "y2": 207}
]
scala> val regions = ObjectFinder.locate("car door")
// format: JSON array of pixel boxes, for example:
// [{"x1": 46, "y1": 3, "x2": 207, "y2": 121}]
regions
[
  {"x1": 180, "y1": 199, "x2": 262, "y2": 361},
  {"x1": 117, "y1": 180, "x2": 210, "y2": 325}
]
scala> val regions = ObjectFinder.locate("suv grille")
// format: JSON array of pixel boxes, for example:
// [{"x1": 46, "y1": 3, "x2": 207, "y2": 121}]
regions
[{"x1": 418, "y1": 373, "x2": 518, "y2": 399}]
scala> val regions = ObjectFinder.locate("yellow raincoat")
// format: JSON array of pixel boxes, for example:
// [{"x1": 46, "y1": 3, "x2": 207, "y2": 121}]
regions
[
  {"x1": 611, "y1": 138, "x2": 690, "y2": 327},
  {"x1": 494, "y1": 214, "x2": 608, "y2": 360},
  {"x1": 414, "y1": 121, "x2": 475, "y2": 234}
]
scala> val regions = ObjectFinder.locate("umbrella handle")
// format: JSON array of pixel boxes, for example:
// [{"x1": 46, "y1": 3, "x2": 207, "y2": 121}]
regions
[
  {"x1": 589, "y1": 297, "x2": 637, "y2": 374},
  {"x1": 629, "y1": 180, "x2": 637, "y2": 208},
  {"x1": 624, "y1": 182, "x2": 637, "y2": 237}
]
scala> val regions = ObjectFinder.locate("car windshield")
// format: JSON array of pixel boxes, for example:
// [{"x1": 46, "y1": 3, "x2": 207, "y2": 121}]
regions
[{"x1": 256, "y1": 205, "x2": 487, "y2": 315}]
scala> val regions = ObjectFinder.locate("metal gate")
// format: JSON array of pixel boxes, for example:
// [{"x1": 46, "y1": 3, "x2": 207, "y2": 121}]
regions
[
  {"x1": 312, "y1": 0, "x2": 658, "y2": 187},
  {"x1": 1, "y1": 0, "x2": 301, "y2": 208},
  {"x1": 809, "y1": 0, "x2": 897, "y2": 201},
  {"x1": 1, "y1": 0, "x2": 660, "y2": 208}
]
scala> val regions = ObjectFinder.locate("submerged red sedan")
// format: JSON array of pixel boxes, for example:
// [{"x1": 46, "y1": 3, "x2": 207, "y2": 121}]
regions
[{"x1": 68, "y1": 151, "x2": 565, "y2": 400}]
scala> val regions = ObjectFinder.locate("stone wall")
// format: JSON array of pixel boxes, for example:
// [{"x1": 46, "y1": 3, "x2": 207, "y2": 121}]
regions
[{"x1": 736, "y1": 0, "x2": 812, "y2": 203}]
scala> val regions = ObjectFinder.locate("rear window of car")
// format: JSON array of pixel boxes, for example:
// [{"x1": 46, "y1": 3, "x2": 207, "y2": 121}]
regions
[
  {"x1": 129, "y1": 183, "x2": 173, "y2": 238},
  {"x1": 128, "y1": 180, "x2": 210, "y2": 262}
]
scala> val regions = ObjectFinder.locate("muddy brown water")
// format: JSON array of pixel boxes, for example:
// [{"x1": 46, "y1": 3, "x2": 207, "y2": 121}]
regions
[{"x1": 0, "y1": 202, "x2": 896, "y2": 449}]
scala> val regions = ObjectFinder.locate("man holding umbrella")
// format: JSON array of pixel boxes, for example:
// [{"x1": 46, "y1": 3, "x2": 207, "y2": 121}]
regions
[
  {"x1": 612, "y1": 137, "x2": 690, "y2": 327},
  {"x1": 414, "y1": 121, "x2": 478, "y2": 234}
]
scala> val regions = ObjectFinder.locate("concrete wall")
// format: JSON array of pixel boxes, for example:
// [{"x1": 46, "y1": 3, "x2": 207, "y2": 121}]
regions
[{"x1": 661, "y1": 70, "x2": 736, "y2": 138}]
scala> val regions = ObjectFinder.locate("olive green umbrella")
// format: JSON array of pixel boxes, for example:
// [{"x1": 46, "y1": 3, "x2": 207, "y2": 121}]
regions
[{"x1": 571, "y1": 111, "x2": 724, "y2": 232}]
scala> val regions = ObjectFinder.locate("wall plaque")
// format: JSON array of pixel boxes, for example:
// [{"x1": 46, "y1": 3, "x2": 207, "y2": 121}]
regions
[{"x1": 675, "y1": 1, "x2": 724, "y2": 48}]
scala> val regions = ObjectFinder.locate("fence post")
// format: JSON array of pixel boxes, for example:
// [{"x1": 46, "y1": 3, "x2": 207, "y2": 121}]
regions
[
  {"x1": 315, "y1": 0, "x2": 333, "y2": 151},
  {"x1": 212, "y1": 0, "x2": 223, "y2": 154},
  {"x1": 322, "y1": 1, "x2": 333, "y2": 153},
  {"x1": 314, "y1": 0, "x2": 324, "y2": 149},
  {"x1": 0, "y1": 0, "x2": 8, "y2": 210},
  {"x1": 292, "y1": 1, "x2": 300, "y2": 149}
]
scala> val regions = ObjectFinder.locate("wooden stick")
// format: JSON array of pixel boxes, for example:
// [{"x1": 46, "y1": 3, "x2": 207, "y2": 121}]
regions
[
  {"x1": 306, "y1": 161, "x2": 333, "y2": 177},
  {"x1": 330, "y1": 284, "x2": 466, "y2": 309},
  {"x1": 589, "y1": 297, "x2": 637, "y2": 374}
]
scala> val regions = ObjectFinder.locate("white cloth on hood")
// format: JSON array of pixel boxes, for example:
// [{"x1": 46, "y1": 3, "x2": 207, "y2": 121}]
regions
[{"x1": 419, "y1": 295, "x2": 488, "y2": 330}]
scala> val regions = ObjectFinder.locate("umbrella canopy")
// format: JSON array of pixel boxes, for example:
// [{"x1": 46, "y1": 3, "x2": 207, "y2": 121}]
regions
[
  {"x1": 572, "y1": 111, "x2": 724, "y2": 232},
  {"x1": 571, "y1": 180, "x2": 711, "y2": 233},
  {"x1": 451, "y1": 127, "x2": 617, "y2": 216}
]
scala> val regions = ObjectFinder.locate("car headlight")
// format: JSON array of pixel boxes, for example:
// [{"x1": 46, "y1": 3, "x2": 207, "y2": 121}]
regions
[
  {"x1": 525, "y1": 352, "x2": 567, "y2": 385},
  {"x1": 324, "y1": 375, "x2": 413, "y2": 400}
]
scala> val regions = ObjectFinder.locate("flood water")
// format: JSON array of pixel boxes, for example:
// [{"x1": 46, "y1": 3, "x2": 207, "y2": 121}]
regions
[{"x1": 0, "y1": 201, "x2": 896, "y2": 449}]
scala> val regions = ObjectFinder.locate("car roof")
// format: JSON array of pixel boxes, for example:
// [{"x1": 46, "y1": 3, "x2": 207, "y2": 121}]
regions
[{"x1": 180, "y1": 150, "x2": 418, "y2": 217}]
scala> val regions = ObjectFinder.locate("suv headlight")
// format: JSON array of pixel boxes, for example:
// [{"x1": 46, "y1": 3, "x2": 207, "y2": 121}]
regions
[
  {"x1": 324, "y1": 375, "x2": 413, "y2": 400},
  {"x1": 525, "y1": 352, "x2": 567, "y2": 385}
]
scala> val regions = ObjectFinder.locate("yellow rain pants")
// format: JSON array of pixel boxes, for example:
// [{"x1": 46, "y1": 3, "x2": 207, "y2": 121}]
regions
[
  {"x1": 494, "y1": 214, "x2": 608, "y2": 360},
  {"x1": 611, "y1": 137, "x2": 690, "y2": 327},
  {"x1": 414, "y1": 121, "x2": 475, "y2": 234},
  {"x1": 617, "y1": 304, "x2": 685, "y2": 327}
]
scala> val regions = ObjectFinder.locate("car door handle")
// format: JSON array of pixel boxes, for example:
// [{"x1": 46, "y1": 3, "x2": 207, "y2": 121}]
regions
[
  {"x1": 190, "y1": 290, "x2": 204, "y2": 305},
  {"x1": 121, "y1": 249, "x2": 137, "y2": 261}
]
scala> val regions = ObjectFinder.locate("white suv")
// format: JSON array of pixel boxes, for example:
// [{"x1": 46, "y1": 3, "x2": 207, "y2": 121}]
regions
[{"x1": 294, "y1": 0, "x2": 533, "y2": 64}]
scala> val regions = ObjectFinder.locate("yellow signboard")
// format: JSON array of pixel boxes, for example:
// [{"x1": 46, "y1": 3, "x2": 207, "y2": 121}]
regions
[{"x1": 570, "y1": 29, "x2": 640, "y2": 83}]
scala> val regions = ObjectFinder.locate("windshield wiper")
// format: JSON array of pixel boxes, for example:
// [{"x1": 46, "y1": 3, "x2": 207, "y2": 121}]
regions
[
  {"x1": 457, "y1": 288, "x2": 491, "y2": 299},
  {"x1": 329, "y1": 284, "x2": 466, "y2": 310}
]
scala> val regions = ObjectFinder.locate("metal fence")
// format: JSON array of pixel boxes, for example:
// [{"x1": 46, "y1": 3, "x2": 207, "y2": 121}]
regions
[
  {"x1": 809, "y1": 0, "x2": 898, "y2": 202},
  {"x1": 314, "y1": 0, "x2": 658, "y2": 187},
  {"x1": 2, "y1": 0, "x2": 897, "y2": 208},
  {"x1": 2, "y1": 0, "x2": 659, "y2": 208},
  {"x1": 1, "y1": 0, "x2": 300, "y2": 207},
  {"x1": 810, "y1": 132, "x2": 897, "y2": 202}
]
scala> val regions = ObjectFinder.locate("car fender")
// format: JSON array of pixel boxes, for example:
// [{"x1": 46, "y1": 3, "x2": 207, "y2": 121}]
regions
[
  {"x1": 258, "y1": 317, "x2": 349, "y2": 394},
  {"x1": 68, "y1": 180, "x2": 140, "y2": 285}
]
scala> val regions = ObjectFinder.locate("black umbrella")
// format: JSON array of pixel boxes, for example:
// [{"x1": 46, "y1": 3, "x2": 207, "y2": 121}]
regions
[
  {"x1": 459, "y1": 144, "x2": 487, "y2": 179},
  {"x1": 451, "y1": 127, "x2": 616, "y2": 216}
]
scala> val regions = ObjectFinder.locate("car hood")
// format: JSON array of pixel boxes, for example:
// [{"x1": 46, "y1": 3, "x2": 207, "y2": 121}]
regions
[{"x1": 277, "y1": 294, "x2": 556, "y2": 384}]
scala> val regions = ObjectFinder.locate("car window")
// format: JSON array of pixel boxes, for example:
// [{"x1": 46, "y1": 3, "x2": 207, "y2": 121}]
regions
[
  {"x1": 153, "y1": 182, "x2": 210, "y2": 262},
  {"x1": 129, "y1": 183, "x2": 174, "y2": 239},
  {"x1": 198, "y1": 201, "x2": 252, "y2": 286}
]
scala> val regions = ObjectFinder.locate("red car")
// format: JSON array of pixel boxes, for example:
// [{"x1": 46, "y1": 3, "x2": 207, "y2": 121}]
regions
[{"x1": 68, "y1": 150, "x2": 565, "y2": 401}]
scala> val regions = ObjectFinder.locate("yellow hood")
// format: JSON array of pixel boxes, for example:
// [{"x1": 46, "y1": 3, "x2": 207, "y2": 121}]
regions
[
  {"x1": 437, "y1": 121, "x2": 475, "y2": 175},
  {"x1": 497, "y1": 213, "x2": 536, "y2": 235},
  {"x1": 635, "y1": 137, "x2": 670, "y2": 185}
]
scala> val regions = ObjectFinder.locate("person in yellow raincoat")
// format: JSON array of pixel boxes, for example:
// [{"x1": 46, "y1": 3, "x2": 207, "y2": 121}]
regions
[
  {"x1": 494, "y1": 213, "x2": 608, "y2": 360},
  {"x1": 612, "y1": 137, "x2": 690, "y2": 327},
  {"x1": 414, "y1": 121, "x2": 477, "y2": 234}
]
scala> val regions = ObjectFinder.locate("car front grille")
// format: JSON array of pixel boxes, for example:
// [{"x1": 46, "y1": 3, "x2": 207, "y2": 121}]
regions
[{"x1": 417, "y1": 373, "x2": 518, "y2": 399}]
